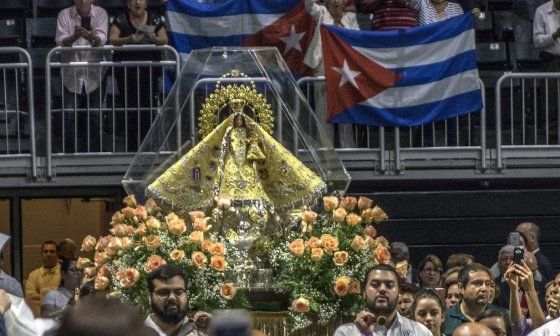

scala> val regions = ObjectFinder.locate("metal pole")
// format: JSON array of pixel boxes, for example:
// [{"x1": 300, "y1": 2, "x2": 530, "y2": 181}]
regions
[
  {"x1": 379, "y1": 126, "x2": 386, "y2": 173},
  {"x1": 45, "y1": 47, "x2": 58, "y2": 180},
  {"x1": 394, "y1": 127, "x2": 401, "y2": 174},
  {"x1": 479, "y1": 79, "x2": 487, "y2": 172}
]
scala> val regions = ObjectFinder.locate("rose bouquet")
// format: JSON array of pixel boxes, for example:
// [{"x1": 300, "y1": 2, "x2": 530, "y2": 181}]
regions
[
  {"x1": 78, "y1": 195, "x2": 249, "y2": 313},
  {"x1": 269, "y1": 196, "x2": 391, "y2": 332}
]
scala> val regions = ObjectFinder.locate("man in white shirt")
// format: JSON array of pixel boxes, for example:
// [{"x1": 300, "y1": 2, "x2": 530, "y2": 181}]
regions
[{"x1": 334, "y1": 264, "x2": 432, "y2": 336}]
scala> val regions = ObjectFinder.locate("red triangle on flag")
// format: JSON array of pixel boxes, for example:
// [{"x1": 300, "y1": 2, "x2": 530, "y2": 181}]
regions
[
  {"x1": 321, "y1": 26, "x2": 402, "y2": 123},
  {"x1": 242, "y1": 1, "x2": 315, "y2": 76}
]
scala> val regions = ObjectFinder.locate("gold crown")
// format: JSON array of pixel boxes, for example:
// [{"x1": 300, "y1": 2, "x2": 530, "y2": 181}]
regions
[{"x1": 229, "y1": 98, "x2": 246, "y2": 113}]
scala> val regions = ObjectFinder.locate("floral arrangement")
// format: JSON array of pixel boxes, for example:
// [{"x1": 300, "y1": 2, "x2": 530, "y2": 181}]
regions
[
  {"x1": 268, "y1": 195, "x2": 391, "y2": 332},
  {"x1": 77, "y1": 195, "x2": 249, "y2": 313}
]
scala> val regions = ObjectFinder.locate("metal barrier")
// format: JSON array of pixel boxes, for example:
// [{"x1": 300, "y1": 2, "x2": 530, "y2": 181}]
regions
[
  {"x1": 296, "y1": 76, "x2": 487, "y2": 174},
  {"x1": 0, "y1": 47, "x2": 37, "y2": 179},
  {"x1": 45, "y1": 45, "x2": 181, "y2": 179},
  {"x1": 495, "y1": 73, "x2": 560, "y2": 171}
]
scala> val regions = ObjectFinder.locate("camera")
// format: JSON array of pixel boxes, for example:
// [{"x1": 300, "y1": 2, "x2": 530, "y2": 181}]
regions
[{"x1": 513, "y1": 246, "x2": 524, "y2": 264}]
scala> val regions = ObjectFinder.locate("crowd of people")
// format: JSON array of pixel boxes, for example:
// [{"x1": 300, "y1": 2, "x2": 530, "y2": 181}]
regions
[{"x1": 0, "y1": 220, "x2": 558, "y2": 335}]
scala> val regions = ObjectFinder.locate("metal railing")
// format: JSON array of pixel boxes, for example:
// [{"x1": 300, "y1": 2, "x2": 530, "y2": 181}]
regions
[
  {"x1": 495, "y1": 73, "x2": 560, "y2": 171},
  {"x1": 297, "y1": 76, "x2": 487, "y2": 174},
  {"x1": 0, "y1": 47, "x2": 37, "y2": 178},
  {"x1": 45, "y1": 44, "x2": 181, "y2": 180}
]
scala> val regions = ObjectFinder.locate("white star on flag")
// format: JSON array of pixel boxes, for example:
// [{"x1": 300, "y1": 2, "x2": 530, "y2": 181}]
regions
[
  {"x1": 333, "y1": 60, "x2": 361, "y2": 88},
  {"x1": 279, "y1": 25, "x2": 305, "y2": 55}
]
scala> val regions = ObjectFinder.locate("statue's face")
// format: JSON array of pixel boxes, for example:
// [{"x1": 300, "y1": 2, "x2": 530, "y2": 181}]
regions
[{"x1": 235, "y1": 115, "x2": 244, "y2": 127}]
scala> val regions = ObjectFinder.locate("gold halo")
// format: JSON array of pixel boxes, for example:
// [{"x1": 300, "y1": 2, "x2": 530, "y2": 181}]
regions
[{"x1": 198, "y1": 74, "x2": 274, "y2": 138}]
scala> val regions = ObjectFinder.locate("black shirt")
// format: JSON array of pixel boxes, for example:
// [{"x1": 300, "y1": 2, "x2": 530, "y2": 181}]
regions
[{"x1": 111, "y1": 11, "x2": 165, "y2": 61}]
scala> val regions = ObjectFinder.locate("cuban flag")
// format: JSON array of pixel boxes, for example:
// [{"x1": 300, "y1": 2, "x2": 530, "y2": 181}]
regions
[
  {"x1": 166, "y1": 0, "x2": 315, "y2": 76},
  {"x1": 322, "y1": 13, "x2": 483, "y2": 127}
]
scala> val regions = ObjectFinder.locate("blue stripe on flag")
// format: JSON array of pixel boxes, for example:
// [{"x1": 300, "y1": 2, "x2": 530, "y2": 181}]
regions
[
  {"x1": 168, "y1": 31, "x2": 249, "y2": 53},
  {"x1": 167, "y1": 0, "x2": 301, "y2": 17},
  {"x1": 392, "y1": 50, "x2": 478, "y2": 87},
  {"x1": 332, "y1": 90, "x2": 483, "y2": 126},
  {"x1": 325, "y1": 13, "x2": 475, "y2": 49}
]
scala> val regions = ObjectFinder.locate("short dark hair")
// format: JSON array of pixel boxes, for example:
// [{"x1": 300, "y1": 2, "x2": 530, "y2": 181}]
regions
[
  {"x1": 42, "y1": 240, "x2": 58, "y2": 252},
  {"x1": 446, "y1": 254, "x2": 475, "y2": 270},
  {"x1": 146, "y1": 264, "x2": 187, "y2": 293},
  {"x1": 362, "y1": 264, "x2": 401, "y2": 294},
  {"x1": 458, "y1": 263, "x2": 493, "y2": 288},
  {"x1": 411, "y1": 288, "x2": 445, "y2": 316},
  {"x1": 400, "y1": 282, "x2": 419, "y2": 295},
  {"x1": 475, "y1": 308, "x2": 511, "y2": 336}
]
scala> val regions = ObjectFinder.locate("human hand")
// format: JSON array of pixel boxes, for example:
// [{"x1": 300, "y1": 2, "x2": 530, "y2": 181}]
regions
[
  {"x1": 193, "y1": 311, "x2": 212, "y2": 332},
  {"x1": 354, "y1": 309, "x2": 377, "y2": 331},
  {"x1": 128, "y1": 33, "x2": 144, "y2": 44},
  {"x1": 472, "y1": 8, "x2": 482, "y2": 18},
  {"x1": 515, "y1": 260, "x2": 534, "y2": 292},
  {"x1": 74, "y1": 26, "x2": 89, "y2": 38},
  {"x1": 0, "y1": 289, "x2": 11, "y2": 314},
  {"x1": 146, "y1": 33, "x2": 157, "y2": 43},
  {"x1": 504, "y1": 262, "x2": 518, "y2": 290}
]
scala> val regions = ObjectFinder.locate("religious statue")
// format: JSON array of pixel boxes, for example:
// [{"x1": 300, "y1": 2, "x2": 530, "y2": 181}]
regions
[{"x1": 146, "y1": 78, "x2": 326, "y2": 242}]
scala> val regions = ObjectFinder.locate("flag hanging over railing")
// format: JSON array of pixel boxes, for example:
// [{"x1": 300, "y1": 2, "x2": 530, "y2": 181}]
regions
[
  {"x1": 321, "y1": 13, "x2": 483, "y2": 127},
  {"x1": 166, "y1": 0, "x2": 315, "y2": 76}
]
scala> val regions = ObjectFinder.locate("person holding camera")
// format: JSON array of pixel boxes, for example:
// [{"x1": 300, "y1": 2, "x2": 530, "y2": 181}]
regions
[{"x1": 55, "y1": 0, "x2": 108, "y2": 153}]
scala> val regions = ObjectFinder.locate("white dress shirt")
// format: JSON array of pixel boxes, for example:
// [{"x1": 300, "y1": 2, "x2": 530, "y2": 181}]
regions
[{"x1": 533, "y1": 1, "x2": 560, "y2": 55}]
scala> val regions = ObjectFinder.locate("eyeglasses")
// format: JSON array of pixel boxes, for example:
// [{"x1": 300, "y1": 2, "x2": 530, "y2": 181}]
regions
[{"x1": 154, "y1": 288, "x2": 187, "y2": 298}]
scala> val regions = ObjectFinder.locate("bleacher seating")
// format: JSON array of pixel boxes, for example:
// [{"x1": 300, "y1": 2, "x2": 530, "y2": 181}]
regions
[
  {"x1": 477, "y1": 42, "x2": 510, "y2": 70},
  {"x1": 475, "y1": 11, "x2": 494, "y2": 42},
  {"x1": 147, "y1": 0, "x2": 165, "y2": 12},
  {"x1": 27, "y1": 18, "x2": 57, "y2": 49},
  {"x1": 96, "y1": 0, "x2": 127, "y2": 17},
  {"x1": 0, "y1": 19, "x2": 24, "y2": 48},
  {"x1": 0, "y1": 0, "x2": 32, "y2": 18},
  {"x1": 493, "y1": 11, "x2": 514, "y2": 43},
  {"x1": 511, "y1": 42, "x2": 541, "y2": 72},
  {"x1": 36, "y1": 0, "x2": 73, "y2": 18}
]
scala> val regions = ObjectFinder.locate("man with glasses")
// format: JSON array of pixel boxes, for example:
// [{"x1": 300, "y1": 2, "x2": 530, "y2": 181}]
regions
[
  {"x1": 145, "y1": 264, "x2": 206, "y2": 336},
  {"x1": 443, "y1": 263, "x2": 509, "y2": 335}
]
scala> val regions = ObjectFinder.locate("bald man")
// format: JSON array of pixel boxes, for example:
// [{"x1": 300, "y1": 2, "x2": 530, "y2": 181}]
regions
[
  {"x1": 452, "y1": 322, "x2": 496, "y2": 336},
  {"x1": 496, "y1": 251, "x2": 546, "y2": 312},
  {"x1": 516, "y1": 222, "x2": 553, "y2": 284}
]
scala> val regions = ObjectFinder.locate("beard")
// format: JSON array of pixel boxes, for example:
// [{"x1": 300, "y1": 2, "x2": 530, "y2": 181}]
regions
[
  {"x1": 151, "y1": 300, "x2": 187, "y2": 325},
  {"x1": 366, "y1": 296, "x2": 398, "y2": 316}
]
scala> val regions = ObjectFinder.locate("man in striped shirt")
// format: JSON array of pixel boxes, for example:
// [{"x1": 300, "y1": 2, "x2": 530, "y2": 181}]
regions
[{"x1": 355, "y1": 0, "x2": 417, "y2": 30}]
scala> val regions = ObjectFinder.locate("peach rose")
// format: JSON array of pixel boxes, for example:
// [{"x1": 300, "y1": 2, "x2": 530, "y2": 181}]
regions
[
  {"x1": 340, "y1": 196, "x2": 358, "y2": 211},
  {"x1": 123, "y1": 194, "x2": 137, "y2": 208},
  {"x1": 334, "y1": 276, "x2": 351, "y2": 296},
  {"x1": 117, "y1": 268, "x2": 140, "y2": 288},
  {"x1": 371, "y1": 206, "x2": 389, "y2": 223},
  {"x1": 310, "y1": 247, "x2": 324, "y2": 261},
  {"x1": 323, "y1": 196, "x2": 339, "y2": 212},
  {"x1": 165, "y1": 212, "x2": 179, "y2": 223},
  {"x1": 134, "y1": 224, "x2": 148, "y2": 237},
  {"x1": 201, "y1": 239, "x2": 213, "y2": 252},
  {"x1": 111, "y1": 211, "x2": 125, "y2": 225},
  {"x1": 188, "y1": 210, "x2": 205, "y2": 223},
  {"x1": 193, "y1": 217, "x2": 211, "y2": 232},
  {"x1": 210, "y1": 256, "x2": 228, "y2": 272},
  {"x1": 219, "y1": 283, "x2": 237, "y2": 300},
  {"x1": 170, "y1": 249, "x2": 185, "y2": 263},
  {"x1": 349, "y1": 281, "x2": 361, "y2": 294},
  {"x1": 77, "y1": 257, "x2": 92, "y2": 269},
  {"x1": 81, "y1": 235, "x2": 97, "y2": 252},
  {"x1": 98, "y1": 266, "x2": 110, "y2": 278},
  {"x1": 188, "y1": 231, "x2": 204, "y2": 245},
  {"x1": 301, "y1": 211, "x2": 318, "y2": 224},
  {"x1": 144, "y1": 235, "x2": 161, "y2": 249},
  {"x1": 357, "y1": 196, "x2": 374, "y2": 210},
  {"x1": 333, "y1": 207, "x2": 347, "y2": 223},
  {"x1": 374, "y1": 245, "x2": 391, "y2": 264},
  {"x1": 217, "y1": 197, "x2": 231, "y2": 210},
  {"x1": 364, "y1": 236, "x2": 376, "y2": 249},
  {"x1": 292, "y1": 297, "x2": 310, "y2": 313},
  {"x1": 146, "y1": 217, "x2": 161, "y2": 231},
  {"x1": 321, "y1": 234, "x2": 339, "y2": 255},
  {"x1": 364, "y1": 225, "x2": 377, "y2": 239},
  {"x1": 345, "y1": 213, "x2": 362, "y2": 227},
  {"x1": 121, "y1": 237, "x2": 134, "y2": 251},
  {"x1": 305, "y1": 236, "x2": 322, "y2": 249},
  {"x1": 289, "y1": 239, "x2": 305, "y2": 257},
  {"x1": 124, "y1": 225, "x2": 135, "y2": 236},
  {"x1": 191, "y1": 251, "x2": 208, "y2": 268},
  {"x1": 84, "y1": 267, "x2": 97, "y2": 278},
  {"x1": 94, "y1": 275, "x2": 110, "y2": 291},
  {"x1": 209, "y1": 242, "x2": 226, "y2": 256},
  {"x1": 351, "y1": 236, "x2": 366, "y2": 250},
  {"x1": 122, "y1": 206, "x2": 135, "y2": 219},
  {"x1": 94, "y1": 251, "x2": 109, "y2": 266},
  {"x1": 145, "y1": 255, "x2": 167, "y2": 273},
  {"x1": 145, "y1": 198, "x2": 158, "y2": 215},
  {"x1": 395, "y1": 261, "x2": 409, "y2": 279},
  {"x1": 333, "y1": 251, "x2": 349, "y2": 266},
  {"x1": 168, "y1": 218, "x2": 187, "y2": 235},
  {"x1": 134, "y1": 206, "x2": 148, "y2": 222},
  {"x1": 110, "y1": 224, "x2": 127, "y2": 237},
  {"x1": 361, "y1": 208, "x2": 374, "y2": 224}
]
